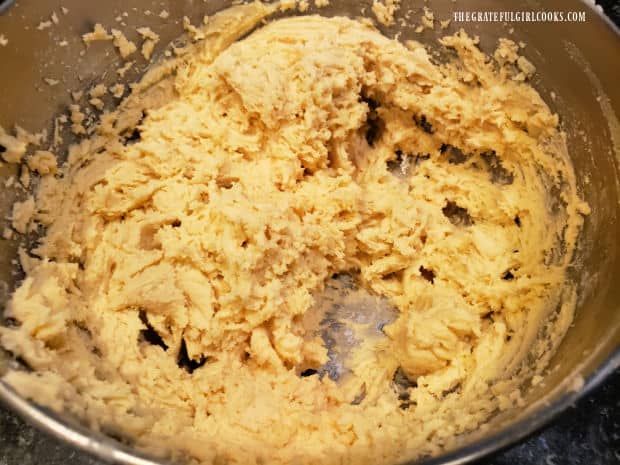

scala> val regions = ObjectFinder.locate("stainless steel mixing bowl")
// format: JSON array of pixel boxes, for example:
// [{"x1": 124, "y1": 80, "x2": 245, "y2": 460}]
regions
[{"x1": 0, "y1": 1, "x2": 618, "y2": 464}]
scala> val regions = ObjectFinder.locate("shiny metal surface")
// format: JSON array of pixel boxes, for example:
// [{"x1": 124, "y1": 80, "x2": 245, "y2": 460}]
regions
[
  {"x1": 0, "y1": 0, "x2": 14, "y2": 15},
  {"x1": 0, "y1": 1, "x2": 618, "y2": 464}
]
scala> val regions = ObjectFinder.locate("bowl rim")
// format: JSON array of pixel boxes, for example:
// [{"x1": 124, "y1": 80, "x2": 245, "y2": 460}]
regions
[
  {"x1": 415, "y1": 348, "x2": 620, "y2": 465},
  {"x1": 1, "y1": 349, "x2": 618, "y2": 465}
]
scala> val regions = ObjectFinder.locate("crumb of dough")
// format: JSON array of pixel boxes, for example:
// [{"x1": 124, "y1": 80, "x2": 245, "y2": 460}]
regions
[
  {"x1": 58, "y1": 39, "x2": 68, "y2": 47},
  {"x1": 71, "y1": 90, "x2": 83, "y2": 102},
  {"x1": 497, "y1": 387, "x2": 525, "y2": 411},
  {"x1": 0, "y1": 126, "x2": 28, "y2": 164},
  {"x1": 69, "y1": 104, "x2": 86, "y2": 135},
  {"x1": 19, "y1": 166, "x2": 31, "y2": 188},
  {"x1": 569, "y1": 374, "x2": 585, "y2": 392},
  {"x1": 137, "y1": 26, "x2": 159, "y2": 41},
  {"x1": 517, "y1": 56, "x2": 536, "y2": 78},
  {"x1": 0, "y1": 6, "x2": 589, "y2": 465},
  {"x1": 51, "y1": 12, "x2": 59, "y2": 25},
  {"x1": 141, "y1": 40, "x2": 157, "y2": 60},
  {"x1": 159, "y1": 9, "x2": 170, "y2": 19},
  {"x1": 421, "y1": 6, "x2": 434, "y2": 29},
  {"x1": 280, "y1": 0, "x2": 296, "y2": 12},
  {"x1": 52, "y1": 115, "x2": 67, "y2": 148},
  {"x1": 61, "y1": 7, "x2": 69, "y2": 15},
  {"x1": 372, "y1": 0, "x2": 401, "y2": 26},
  {"x1": 27, "y1": 150, "x2": 58, "y2": 176},
  {"x1": 531, "y1": 374, "x2": 544, "y2": 386},
  {"x1": 110, "y1": 83, "x2": 125, "y2": 99},
  {"x1": 16, "y1": 245, "x2": 40, "y2": 274},
  {"x1": 494, "y1": 38, "x2": 520, "y2": 65},
  {"x1": 116, "y1": 61, "x2": 134, "y2": 77},
  {"x1": 404, "y1": 39, "x2": 418, "y2": 50},
  {"x1": 89, "y1": 98, "x2": 105, "y2": 111},
  {"x1": 4, "y1": 176, "x2": 14, "y2": 188},
  {"x1": 440, "y1": 19, "x2": 451, "y2": 29},
  {"x1": 182, "y1": 16, "x2": 206, "y2": 41},
  {"x1": 2, "y1": 228, "x2": 13, "y2": 240},
  {"x1": 315, "y1": 0, "x2": 330, "y2": 7},
  {"x1": 44, "y1": 78, "x2": 60, "y2": 86},
  {"x1": 11, "y1": 196, "x2": 35, "y2": 234},
  {"x1": 0, "y1": 34, "x2": 8, "y2": 46},
  {"x1": 357, "y1": 16, "x2": 375, "y2": 28},
  {"x1": 137, "y1": 27, "x2": 160, "y2": 60},
  {"x1": 90, "y1": 84, "x2": 107, "y2": 99},
  {"x1": 298, "y1": 0, "x2": 310, "y2": 12},
  {"x1": 82, "y1": 23, "x2": 113, "y2": 44},
  {"x1": 15, "y1": 126, "x2": 46, "y2": 147},
  {"x1": 37, "y1": 20, "x2": 52, "y2": 31},
  {"x1": 111, "y1": 29, "x2": 137, "y2": 59},
  {"x1": 493, "y1": 39, "x2": 535, "y2": 83}
]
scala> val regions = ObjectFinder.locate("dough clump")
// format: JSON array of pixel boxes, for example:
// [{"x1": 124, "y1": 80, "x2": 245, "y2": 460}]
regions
[{"x1": 1, "y1": 4, "x2": 588, "y2": 465}]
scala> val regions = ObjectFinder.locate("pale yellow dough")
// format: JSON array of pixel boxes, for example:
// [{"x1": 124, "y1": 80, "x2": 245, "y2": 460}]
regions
[{"x1": 1, "y1": 3, "x2": 589, "y2": 465}]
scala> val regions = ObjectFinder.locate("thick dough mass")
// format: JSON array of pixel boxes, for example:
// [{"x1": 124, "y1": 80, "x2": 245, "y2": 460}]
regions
[{"x1": 1, "y1": 3, "x2": 589, "y2": 465}]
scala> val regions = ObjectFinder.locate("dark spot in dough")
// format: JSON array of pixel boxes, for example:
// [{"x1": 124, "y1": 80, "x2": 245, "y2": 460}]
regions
[
  {"x1": 351, "y1": 383, "x2": 367, "y2": 405},
  {"x1": 138, "y1": 310, "x2": 168, "y2": 351},
  {"x1": 440, "y1": 144, "x2": 468, "y2": 164},
  {"x1": 481, "y1": 151, "x2": 514, "y2": 185},
  {"x1": 361, "y1": 95, "x2": 384, "y2": 147},
  {"x1": 414, "y1": 114, "x2": 434, "y2": 134},
  {"x1": 502, "y1": 270, "x2": 515, "y2": 281},
  {"x1": 442, "y1": 200, "x2": 473, "y2": 226},
  {"x1": 441, "y1": 382, "x2": 461, "y2": 397},
  {"x1": 124, "y1": 127, "x2": 141, "y2": 143},
  {"x1": 419, "y1": 266, "x2": 435, "y2": 284},
  {"x1": 393, "y1": 367, "x2": 417, "y2": 410},
  {"x1": 177, "y1": 339, "x2": 207, "y2": 374}
]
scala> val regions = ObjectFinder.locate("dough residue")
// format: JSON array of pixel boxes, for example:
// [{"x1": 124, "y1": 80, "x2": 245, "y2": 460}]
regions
[
  {"x1": 82, "y1": 23, "x2": 113, "y2": 44},
  {"x1": 111, "y1": 29, "x2": 137, "y2": 59},
  {"x1": 27, "y1": 150, "x2": 58, "y2": 175},
  {"x1": 1, "y1": 4, "x2": 589, "y2": 465},
  {"x1": 137, "y1": 27, "x2": 160, "y2": 60},
  {"x1": 0, "y1": 127, "x2": 28, "y2": 164},
  {"x1": 372, "y1": 0, "x2": 401, "y2": 26},
  {"x1": 11, "y1": 197, "x2": 35, "y2": 234}
]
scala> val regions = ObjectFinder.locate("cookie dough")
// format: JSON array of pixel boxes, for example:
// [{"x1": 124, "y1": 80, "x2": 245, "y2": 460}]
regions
[{"x1": 0, "y1": 3, "x2": 589, "y2": 465}]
